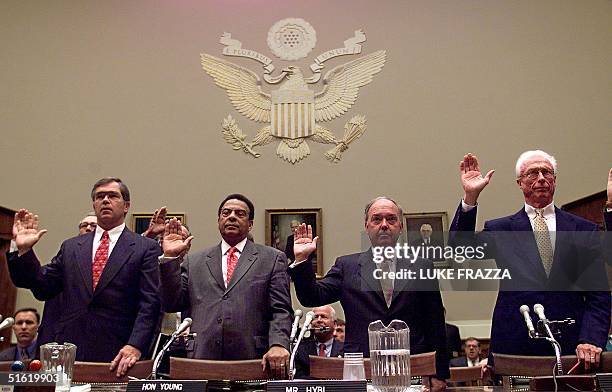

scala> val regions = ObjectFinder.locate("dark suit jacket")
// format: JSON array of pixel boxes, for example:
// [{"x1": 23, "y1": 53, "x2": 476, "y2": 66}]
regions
[
  {"x1": 288, "y1": 250, "x2": 450, "y2": 380},
  {"x1": 445, "y1": 323, "x2": 462, "y2": 358},
  {"x1": 159, "y1": 240, "x2": 293, "y2": 360},
  {"x1": 0, "y1": 346, "x2": 17, "y2": 361},
  {"x1": 285, "y1": 234, "x2": 295, "y2": 263},
  {"x1": 37, "y1": 294, "x2": 64, "y2": 348},
  {"x1": 7, "y1": 228, "x2": 161, "y2": 362},
  {"x1": 294, "y1": 338, "x2": 344, "y2": 378},
  {"x1": 449, "y1": 204, "x2": 610, "y2": 357},
  {"x1": 449, "y1": 356, "x2": 468, "y2": 367}
]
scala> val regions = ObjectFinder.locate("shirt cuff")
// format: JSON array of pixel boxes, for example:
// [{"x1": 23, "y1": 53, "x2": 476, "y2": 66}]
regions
[
  {"x1": 461, "y1": 199, "x2": 477, "y2": 212},
  {"x1": 158, "y1": 255, "x2": 179, "y2": 264},
  {"x1": 288, "y1": 258, "x2": 308, "y2": 269},
  {"x1": 10, "y1": 240, "x2": 18, "y2": 253}
]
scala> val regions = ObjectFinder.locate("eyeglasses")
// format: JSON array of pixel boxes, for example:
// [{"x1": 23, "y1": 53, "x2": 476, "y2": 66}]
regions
[
  {"x1": 79, "y1": 222, "x2": 97, "y2": 229},
  {"x1": 94, "y1": 191, "x2": 122, "y2": 201},
  {"x1": 220, "y1": 208, "x2": 249, "y2": 219},
  {"x1": 520, "y1": 168, "x2": 555, "y2": 181}
]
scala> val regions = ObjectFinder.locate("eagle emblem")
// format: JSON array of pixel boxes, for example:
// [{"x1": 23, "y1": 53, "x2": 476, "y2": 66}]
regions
[{"x1": 200, "y1": 19, "x2": 386, "y2": 164}]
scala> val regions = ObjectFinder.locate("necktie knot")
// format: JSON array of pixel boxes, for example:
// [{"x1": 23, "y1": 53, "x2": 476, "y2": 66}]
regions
[
  {"x1": 318, "y1": 343, "x2": 326, "y2": 357},
  {"x1": 535, "y1": 209, "x2": 544, "y2": 218},
  {"x1": 101, "y1": 231, "x2": 109, "y2": 239}
]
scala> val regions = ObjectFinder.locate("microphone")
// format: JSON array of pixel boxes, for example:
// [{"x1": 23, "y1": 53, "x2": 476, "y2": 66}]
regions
[
  {"x1": 308, "y1": 326, "x2": 331, "y2": 333},
  {"x1": 153, "y1": 317, "x2": 193, "y2": 379},
  {"x1": 533, "y1": 304, "x2": 547, "y2": 321},
  {"x1": 519, "y1": 305, "x2": 536, "y2": 337},
  {"x1": 289, "y1": 309, "x2": 303, "y2": 342},
  {"x1": 172, "y1": 318, "x2": 192, "y2": 338},
  {"x1": 0, "y1": 317, "x2": 15, "y2": 331},
  {"x1": 289, "y1": 311, "x2": 315, "y2": 379}
]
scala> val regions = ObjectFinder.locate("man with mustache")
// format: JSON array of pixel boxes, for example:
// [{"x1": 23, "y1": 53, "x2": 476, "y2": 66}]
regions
[
  {"x1": 7, "y1": 178, "x2": 161, "y2": 377},
  {"x1": 159, "y1": 194, "x2": 292, "y2": 377}
]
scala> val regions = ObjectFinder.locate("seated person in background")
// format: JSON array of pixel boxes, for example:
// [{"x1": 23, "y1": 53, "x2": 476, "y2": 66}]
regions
[
  {"x1": 450, "y1": 337, "x2": 486, "y2": 367},
  {"x1": 294, "y1": 305, "x2": 344, "y2": 378},
  {"x1": 334, "y1": 319, "x2": 345, "y2": 343},
  {"x1": 0, "y1": 308, "x2": 40, "y2": 361}
]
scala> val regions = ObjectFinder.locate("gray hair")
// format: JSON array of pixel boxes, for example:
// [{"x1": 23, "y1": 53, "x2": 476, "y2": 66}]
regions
[
  {"x1": 364, "y1": 196, "x2": 403, "y2": 223},
  {"x1": 314, "y1": 305, "x2": 336, "y2": 321},
  {"x1": 515, "y1": 150, "x2": 557, "y2": 178}
]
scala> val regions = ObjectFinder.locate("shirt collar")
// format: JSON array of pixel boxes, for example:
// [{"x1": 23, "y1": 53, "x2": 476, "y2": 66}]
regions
[
  {"x1": 317, "y1": 336, "x2": 334, "y2": 348},
  {"x1": 95, "y1": 223, "x2": 125, "y2": 242},
  {"x1": 221, "y1": 237, "x2": 248, "y2": 255},
  {"x1": 524, "y1": 201, "x2": 555, "y2": 220}
]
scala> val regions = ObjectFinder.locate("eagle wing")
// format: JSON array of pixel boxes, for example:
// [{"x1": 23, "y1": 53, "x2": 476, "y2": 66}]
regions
[
  {"x1": 200, "y1": 53, "x2": 271, "y2": 123},
  {"x1": 314, "y1": 50, "x2": 386, "y2": 122}
]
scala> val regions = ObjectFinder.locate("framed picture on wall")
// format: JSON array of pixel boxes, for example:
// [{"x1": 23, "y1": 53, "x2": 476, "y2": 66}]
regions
[
  {"x1": 265, "y1": 208, "x2": 322, "y2": 277},
  {"x1": 404, "y1": 211, "x2": 448, "y2": 263},
  {"x1": 131, "y1": 212, "x2": 186, "y2": 235}
]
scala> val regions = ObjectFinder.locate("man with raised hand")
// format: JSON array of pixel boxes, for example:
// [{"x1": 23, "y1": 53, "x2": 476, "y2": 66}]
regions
[
  {"x1": 449, "y1": 152, "x2": 610, "y2": 370},
  {"x1": 289, "y1": 197, "x2": 449, "y2": 390},
  {"x1": 159, "y1": 194, "x2": 292, "y2": 378},
  {"x1": 7, "y1": 178, "x2": 161, "y2": 376}
]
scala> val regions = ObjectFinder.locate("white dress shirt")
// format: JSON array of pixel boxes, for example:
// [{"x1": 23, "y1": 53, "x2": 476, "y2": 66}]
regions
[{"x1": 92, "y1": 223, "x2": 125, "y2": 261}]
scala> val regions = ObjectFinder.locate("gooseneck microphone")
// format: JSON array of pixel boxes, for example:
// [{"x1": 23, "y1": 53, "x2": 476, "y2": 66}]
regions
[
  {"x1": 519, "y1": 305, "x2": 536, "y2": 337},
  {"x1": 0, "y1": 317, "x2": 14, "y2": 331},
  {"x1": 152, "y1": 318, "x2": 192, "y2": 379},
  {"x1": 289, "y1": 309, "x2": 303, "y2": 343},
  {"x1": 289, "y1": 311, "x2": 315, "y2": 380}
]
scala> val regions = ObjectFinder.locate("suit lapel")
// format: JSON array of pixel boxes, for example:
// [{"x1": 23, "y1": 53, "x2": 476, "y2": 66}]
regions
[
  {"x1": 205, "y1": 244, "x2": 226, "y2": 290},
  {"x1": 509, "y1": 209, "x2": 548, "y2": 282},
  {"x1": 357, "y1": 249, "x2": 387, "y2": 306},
  {"x1": 94, "y1": 228, "x2": 134, "y2": 295},
  {"x1": 226, "y1": 240, "x2": 258, "y2": 293},
  {"x1": 76, "y1": 232, "x2": 94, "y2": 296}
]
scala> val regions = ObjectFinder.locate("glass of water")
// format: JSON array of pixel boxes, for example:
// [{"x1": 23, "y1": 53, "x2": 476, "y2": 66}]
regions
[
  {"x1": 39, "y1": 342, "x2": 77, "y2": 392},
  {"x1": 368, "y1": 320, "x2": 411, "y2": 392},
  {"x1": 342, "y1": 352, "x2": 366, "y2": 380}
]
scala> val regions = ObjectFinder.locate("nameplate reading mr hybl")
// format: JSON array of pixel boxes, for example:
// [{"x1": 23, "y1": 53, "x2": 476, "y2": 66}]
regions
[{"x1": 268, "y1": 380, "x2": 367, "y2": 392}]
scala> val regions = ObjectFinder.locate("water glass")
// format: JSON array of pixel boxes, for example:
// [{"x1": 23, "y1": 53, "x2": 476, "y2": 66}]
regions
[
  {"x1": 343, "y1": 352, "x2": 366, "y2": 380},
  {"x1": 39, "y1": 342, "x2": 77, "y2": 392}
]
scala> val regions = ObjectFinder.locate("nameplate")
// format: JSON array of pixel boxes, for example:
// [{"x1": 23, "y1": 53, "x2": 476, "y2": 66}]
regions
[
  {"x1": 268, "y1": 380, "x2": 367, "y2": 392},
  {"x1": 127, "y1": 380, "x2": 207, "y2": 392}
]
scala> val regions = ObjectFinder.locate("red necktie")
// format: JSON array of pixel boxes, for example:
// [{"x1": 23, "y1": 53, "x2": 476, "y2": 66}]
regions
[
  {"x1": 92, "y1": 231, "x2": 109, "y2": 289},
  {"x1": 318, "y1": 343, "x2": 326, "y2": 357},
  {"x1": 226, "y1": 247, "x2": 239, "y2": 285}
]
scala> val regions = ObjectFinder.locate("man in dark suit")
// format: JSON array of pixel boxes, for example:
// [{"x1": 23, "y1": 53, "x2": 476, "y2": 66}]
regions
[
  {"x1": 7, "y1": 178, "x2": 161, "y2": 376},
  {"x1": 409, "y1": 224, "x2": 444, "y2": 261},
  {"x1": 284, "y1": 220, "x2": 300, "y2": 263},
  {"x1": 0, "y1": 308, "x2": 40, "y2": 361},
  {"x1": 294, "y1": 305, "x2": 344, "y2": 378},
  {"x1": 449, "y1": 337, "x2": 484, "y2": 368},
  {"x1": 288, "y1": 197, "x2": 449, "y2": 390},
  {"x1": 159, "y1": 194, "x2": 292, "y2": 377},
  {"x1": 449, "y1": 152, "x2": 610, "y2": 370},
  {"x1": 37, "y1": 213, "x2": 98, "y2": 348}
]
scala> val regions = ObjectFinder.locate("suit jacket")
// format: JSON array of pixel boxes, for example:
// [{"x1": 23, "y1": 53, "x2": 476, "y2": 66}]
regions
[
  {"x1": 284, "y1": 234, "x2": 295, "y2": 263},
  {"x1": 37, "y1": 294, "x2": 64, "y2": 348},
  {"x1": 159, "y1": 240, "x2": 292, "y2": 360},
  {"x1": 0, "y1": 346, "x2": 17, "y2": 361},
  {"x1": 445, "y1": 323, "x2": 462, "y2": 358},
  {"x1": 294, "y1": 338, "x2": 344, "y2": 378},
  {"x1": 449, "y1": 204, "x2": 610, "y2": 357},
  {"x1": 449, "y1": 356, "x2": 468, "y2": 367},
  {"x1": 288, "y1": 250, "x2": 450, "y2": 380},
  {"x1": 7, "y1": 228, "x2": 161, "y2": 362}
]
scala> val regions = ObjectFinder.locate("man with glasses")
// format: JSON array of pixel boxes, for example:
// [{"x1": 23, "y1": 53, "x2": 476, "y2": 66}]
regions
[
  {"x1": 449, "y1": 151, "x2": 609, "y2": 370},
  {"x1": 7, "y1": 178, "x2": 161, "y2": 377},
  {"x1": 78, "y1": 213, "x2": 98, "y2": 235},
  {"x1": 159, "y1": 194, "x2": 292, "y2": 377}
]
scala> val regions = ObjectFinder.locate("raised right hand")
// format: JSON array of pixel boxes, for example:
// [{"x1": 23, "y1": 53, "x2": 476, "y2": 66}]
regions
[
  {"x1": 143, "y1": 206, "x2": 167, "y2": 239},
  {"x1": 13, "y1": 209, "x2": 47, "y2": 254},
  {"x1": 162, "y1": 218, "x2": 193, "y2": 258},
  {"x1": 293, "y1": 223, "x2": 318, "y2": 263},
  {"x1": 460, "y1": 153, "x2": 494, "y2": 205}
]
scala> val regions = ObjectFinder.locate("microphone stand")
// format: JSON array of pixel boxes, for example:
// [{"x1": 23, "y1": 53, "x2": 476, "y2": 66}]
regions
[
  {"x1": 527, "y1": 318, "x2": 574, "y2": 376},
  {"x1": 151, "y1": 332, "x2": 196, "y2": 379}
]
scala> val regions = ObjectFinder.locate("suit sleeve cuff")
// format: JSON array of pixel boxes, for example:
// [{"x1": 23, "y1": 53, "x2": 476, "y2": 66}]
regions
[{"x1": 461, "y1": 199, "x2": 477, "y2": 212}]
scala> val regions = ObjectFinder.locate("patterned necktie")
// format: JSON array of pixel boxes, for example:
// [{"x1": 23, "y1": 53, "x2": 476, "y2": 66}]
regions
[
  {"x1": 533, "y1": 209, "x2": 553, "y2": 276},
  {"x1": 20, "y1": 348, "x2": 29, "y2": 361},
  {"x1": 318, "y1": 343, "x2": 326, "y2": 357},
  {"x1": 92, "y1": 231, "x2": 110, "y2": 289},
  {"x1": 380, "y1": 261, "x2": 393, "y2": 307},
  {"x1": 226, "y1": 246, "x2": 239, "y2": 285}
]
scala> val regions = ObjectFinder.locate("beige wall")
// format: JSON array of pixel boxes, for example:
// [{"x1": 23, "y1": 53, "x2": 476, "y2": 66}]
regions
[{"x1": 2, "y1": 0, "x2": 611, "y2": 336}]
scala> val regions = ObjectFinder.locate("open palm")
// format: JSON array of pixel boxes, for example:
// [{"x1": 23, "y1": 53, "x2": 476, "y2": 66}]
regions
[
  {"x1": 293, "y1": 223, "x2": 318, "y2": 262},
  {"x1": 13, "y1": 209, "x2": 47, "y2": 251}
]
